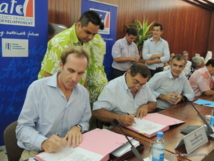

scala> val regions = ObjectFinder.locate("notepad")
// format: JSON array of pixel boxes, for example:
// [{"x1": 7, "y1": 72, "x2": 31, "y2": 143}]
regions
[
  {"x1": 125, "y1": 113, "x2": 185, "y2": 138},
  {"x1": 194, "y1": 99, "x2": 214, "y2": 107}
]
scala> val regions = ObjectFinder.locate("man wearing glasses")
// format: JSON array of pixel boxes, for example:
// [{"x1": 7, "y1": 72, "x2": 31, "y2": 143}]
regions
[
  {"x1": 38, "y1": 10, "x2": 107, "y2": 104},
  {"x1": 92, "y1": 63, "x2": 157, "y2": 126}
]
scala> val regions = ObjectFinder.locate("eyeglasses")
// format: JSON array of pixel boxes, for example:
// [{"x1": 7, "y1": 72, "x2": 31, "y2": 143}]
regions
[{"x1": 132, "y1": 79, "x2": 145, "y2": 87}]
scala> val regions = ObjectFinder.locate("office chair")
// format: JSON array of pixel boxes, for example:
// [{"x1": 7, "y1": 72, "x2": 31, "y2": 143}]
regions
[{"x1": 4, "y1": 121, "x2": 24, "y2": 161}]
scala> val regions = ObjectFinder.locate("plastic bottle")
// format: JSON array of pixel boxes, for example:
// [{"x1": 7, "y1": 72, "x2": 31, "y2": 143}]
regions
[{"x1": 150, "y1": 131, "x2": 165, "y2": 161}]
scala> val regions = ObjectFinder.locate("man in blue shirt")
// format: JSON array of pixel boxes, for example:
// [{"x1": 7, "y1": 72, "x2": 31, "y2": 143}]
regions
[
  {"x1": 93, "y1": 63, "x2": 157, "y2": 126},
  {"x1": 112, "y1": 28, "x2": 140, "y2": 79},
  {"x1": 143, "y1": 23, "x2": 170, "y2": 77},
  {"x1": 148, "y1": 54, "x2": 194, "y2": 111},
  {"x1": 16, "y1": 46, "x2": 91, "y2": 160}
]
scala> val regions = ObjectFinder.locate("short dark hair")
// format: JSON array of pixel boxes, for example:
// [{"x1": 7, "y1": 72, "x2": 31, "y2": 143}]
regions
[
  {"x1": 171, "y1": 54, "x2": 187, "y2": 65},
  {"x1": 79, "y1": 10, "x2": 104, "y2": 30},
  {"x1": 153, "y1": 23, "x2": 163, "y2": 31},
  {"x1": 126, "y1": 27, "x2": 138, "y2": 36},
  {"x1": 206, "y1": 59, "x2": 214, "y2": 67},
  {"x1": 130, "y1": 63, "x2": 151, "y2": 78},
  {"x1": 61, "y1": 46, "x2": 90, "y2": 66},
  {"x1": 181, "y1": 51, "x2": 188, "y2": 55}
]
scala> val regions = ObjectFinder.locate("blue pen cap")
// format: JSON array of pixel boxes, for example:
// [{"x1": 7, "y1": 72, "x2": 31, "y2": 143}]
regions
[{"x1": 157, "y1": 131, "x2": 164, "y2": 138}]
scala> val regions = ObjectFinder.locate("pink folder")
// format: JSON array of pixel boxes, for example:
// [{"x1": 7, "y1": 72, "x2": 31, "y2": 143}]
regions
[
  {"x1": 36, "y1": 128, "x2": 129, "y2": 161},
  {"x1": 79, "y1": 128, "x2": 129, "y2": 161},
  {"x1": 126, "y1": 113, "x2": 185, "y2": 138}
]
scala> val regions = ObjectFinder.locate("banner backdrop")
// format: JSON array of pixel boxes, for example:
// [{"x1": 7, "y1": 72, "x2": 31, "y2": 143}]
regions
[
  {"x1": 0, "y1": 0, "x2": 48, "y2": 145},
  {"x1": 81, "y1": 0, "x2": 118, "y2": 80}
]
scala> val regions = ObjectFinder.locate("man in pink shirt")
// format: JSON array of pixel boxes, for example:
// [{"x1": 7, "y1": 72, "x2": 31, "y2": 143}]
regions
[{"x1": 189, "y1": 59, "x2": 214, "y2": 97}]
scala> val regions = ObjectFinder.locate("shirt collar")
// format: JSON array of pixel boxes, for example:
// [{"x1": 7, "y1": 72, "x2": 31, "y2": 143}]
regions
[
  {"x1": 46, "y1": 72, "x2": 79, "y2": 94},
  {"x1": 167, "y1": 69, "x2": 182, "y2": 79},
  {"x1": 149, "y1": 37, "x2": 163, "y2": 42},
  {"x1": 121, "y1": 73, "x2": 129, "y2": 91},
  {"x1": 71, "y1": 24, "x2": 82, "y2": 46},
  {"x1": 47, "y1": 73, "x2": 58, "y2": 88}
]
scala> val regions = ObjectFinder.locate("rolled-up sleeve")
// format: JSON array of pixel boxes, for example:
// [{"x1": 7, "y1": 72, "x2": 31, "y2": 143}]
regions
[
  {"x1": 142, "y1": 41, "x2": 151, "y2": 60},
  {"x1": 112, "y1": 41, "x2": 122, "y2": 59},
  {"x1": 159, "y1": 41, "x2": 170, "y2": 63}
]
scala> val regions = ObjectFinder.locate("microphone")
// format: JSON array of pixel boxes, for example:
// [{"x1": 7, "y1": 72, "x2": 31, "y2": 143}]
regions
[
  {"x1": 113, "y1": 119, "x2": 144, "y2": 161},
  {"x1": 181, "y1": 100, "x2": 213, "y2": 136}
]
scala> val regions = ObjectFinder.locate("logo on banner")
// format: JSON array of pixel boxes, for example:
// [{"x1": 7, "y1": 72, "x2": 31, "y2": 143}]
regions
[
  {"x1": 2, "y1": 38, "x2": 28, "y2": 57},
  {"x1": 0, "y1": 0, "x2": 35, "y2": 26},
  {"x1": 90, "y1": 8, "x2": 110, "y2": 35}
]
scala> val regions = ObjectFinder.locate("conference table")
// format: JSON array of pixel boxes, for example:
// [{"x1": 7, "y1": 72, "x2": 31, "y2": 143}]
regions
[{"x1": 111, "y1": 96, "x2": 214, "y2": 161}]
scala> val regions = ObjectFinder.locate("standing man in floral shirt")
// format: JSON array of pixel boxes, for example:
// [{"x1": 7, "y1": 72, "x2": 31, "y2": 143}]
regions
[{"x1": 38, "y1": 10, "x2": 108, "y2": 103}]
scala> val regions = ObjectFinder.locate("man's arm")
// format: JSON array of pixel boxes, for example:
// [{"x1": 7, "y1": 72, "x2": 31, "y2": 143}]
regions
[
  {"x1": 136, "y1": 101, "x2": 157, "y2": 118},
  {"x1": 92, "y1": 109, "x2": 134, "y2": 126},
  {"x1": 16, "y1": 83, "x2": 50, "y2": 151},
  {"x1": 204, "y1": 90, "x2": 214, "y2": 96},
  {"x1": 142, "y1": 40, "x2": 163, "y2": 60},
  {"x1": 114, "y1": 55, "x2": 140, "y2": 63}
]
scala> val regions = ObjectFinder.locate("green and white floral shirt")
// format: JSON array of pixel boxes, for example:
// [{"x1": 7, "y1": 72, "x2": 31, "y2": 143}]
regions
[{"x1": 38, "y1": 24, "x2": 108, "y2": 103}]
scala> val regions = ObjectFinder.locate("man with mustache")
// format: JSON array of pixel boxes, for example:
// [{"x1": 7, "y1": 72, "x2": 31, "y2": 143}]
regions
[{"x1": 93, "y1": 63, "x2": 157, "y2": 126}]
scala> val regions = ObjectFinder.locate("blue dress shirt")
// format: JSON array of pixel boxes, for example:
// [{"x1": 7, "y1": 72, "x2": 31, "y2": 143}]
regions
[
  {"x1": 93, "y1": 74, "x2": 156, "y2": 115},
  {"x1": 143, "y1": 37, "x2": 170, "y2": 70},
  {"x1": 16, "y1": 73, "x2": 91, "y2": 151},
  {"x1": 148, "y1": 70, "x2": 194, "y2": 109},
  {"x1": 112, "y1": 37, "x2": 139, "y2": 71}
]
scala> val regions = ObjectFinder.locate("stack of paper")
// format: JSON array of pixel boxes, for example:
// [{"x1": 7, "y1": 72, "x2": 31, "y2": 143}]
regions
[
  {"x1": 36, "y1": 128, "x2": 129, "y2": 161},
  {"x1": 126, "y1": 113, "x2": 185, "y2": 138}
]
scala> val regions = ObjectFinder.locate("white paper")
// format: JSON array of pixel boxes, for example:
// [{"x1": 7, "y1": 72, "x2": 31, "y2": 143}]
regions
[
  {"x1": 36, "y1": 147, "x2": 104, "y2": 161},
  {"x1": 130, "y1": 118, "x2": 166, "y2": 135}
]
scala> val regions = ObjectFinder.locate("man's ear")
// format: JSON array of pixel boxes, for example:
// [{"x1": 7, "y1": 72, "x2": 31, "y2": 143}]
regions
[
  {"x1": 76, "y1": 22, "x2": 82, "y2": 28},
  {"x1": 59, "y1": 61, "x2": 63, "y2": 70}
]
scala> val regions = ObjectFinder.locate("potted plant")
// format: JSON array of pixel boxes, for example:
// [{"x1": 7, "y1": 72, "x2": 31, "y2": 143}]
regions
[{"x1": 125, "y1": 18, "x2": 155, "y2": 50}]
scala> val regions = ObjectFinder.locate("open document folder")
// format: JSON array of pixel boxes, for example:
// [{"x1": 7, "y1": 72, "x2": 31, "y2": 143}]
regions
[
  {"x1": 125, "y1": 113, "x2": 185, "y2": 138},
  {"x1": 35, "y1": 128, "x2": 131, "y2": 161}
]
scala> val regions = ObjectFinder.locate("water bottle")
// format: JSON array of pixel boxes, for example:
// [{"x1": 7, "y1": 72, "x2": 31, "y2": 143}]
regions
[{"x1": 150, "y1": 131, "x2": 165, "y2": 161}]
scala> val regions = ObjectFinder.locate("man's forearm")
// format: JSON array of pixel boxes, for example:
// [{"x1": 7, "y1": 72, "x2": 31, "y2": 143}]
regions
[
  {"x1": 147, "y1": 102, "x2": 157, "y2": 112},
  {"x1": 92, "y1": 109, "x2": 123, "y2": 123},
  {"x1": 148, "y1": 54, "x2": 163, "y2": 60}
]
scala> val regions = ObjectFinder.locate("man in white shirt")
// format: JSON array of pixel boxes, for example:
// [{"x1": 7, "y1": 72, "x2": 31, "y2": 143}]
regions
[
  {"x1": 143, "y1": 23, "x2": 170, "y2": 77},
  {"x1": 111, "y1": 28, "x2": 140, "y2": 79},
  {"x1": 148, "y1": 54, "x2": 194, "y2": 111},
  {"x1": 182, "y1": 51, "x2": 192, "y2": 77},
  {"x1": 93, "y1": 63, "x2": 157, "y2": 126}
]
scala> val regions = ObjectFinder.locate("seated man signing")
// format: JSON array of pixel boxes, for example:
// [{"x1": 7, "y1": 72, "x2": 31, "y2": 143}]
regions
[
  {"x1": 148, "y1": 54, "x2": 194, "y2": 111},
  {"x1": 92, "y1": 63, "x2": 157, "y2": 126},
  {"x1": 16, "y1": 46, "x2": 91, "y2": 161},
  {"x1": 189, "y1": 59, "x2": 214, "y2": 97}
]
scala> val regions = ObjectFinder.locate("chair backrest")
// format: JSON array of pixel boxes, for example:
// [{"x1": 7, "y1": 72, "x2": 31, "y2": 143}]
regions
[{"x1": 4, "y1": 121, "x2": 23, "y2": 161}]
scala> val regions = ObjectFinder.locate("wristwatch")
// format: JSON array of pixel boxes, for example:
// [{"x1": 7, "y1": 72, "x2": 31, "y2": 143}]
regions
[{"x1": 75, "y1": 124, "x2": 82, "y2": 132}]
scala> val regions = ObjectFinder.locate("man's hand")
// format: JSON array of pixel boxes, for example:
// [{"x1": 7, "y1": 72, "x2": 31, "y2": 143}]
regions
[
  {"x1": 173, "y1": 93, "x2": 182, "y2": 104},
  {"x1": 136, "y1": 105, "x2": 148, "y2": 118},
  {"x1": 160, "y1": 93, "x2": 182, "y2": 105},
  {"x1": 64, "y1": 126, "x2": 82, "y2": 148},
  {"x1": 119, "y1": 114, "x2": 135, "y2": 126},
  {"x1": 131, "y1": 55, "x2": 140, "y2": 62},
  {"x1": 41, "y1": 135, "x2": 67, "y2": 153},
  {"x1": 145, "y1": 60, "x2": 154, "y2": 64}
]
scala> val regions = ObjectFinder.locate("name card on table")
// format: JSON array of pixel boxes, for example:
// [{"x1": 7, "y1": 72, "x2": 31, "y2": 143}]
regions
[{"x1": 175, "y1": 126, "x2": 208, "y2": 154}]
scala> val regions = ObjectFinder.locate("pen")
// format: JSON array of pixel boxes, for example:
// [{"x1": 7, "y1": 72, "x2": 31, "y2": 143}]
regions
[{"x1": 127, "y1": 113, "x2": 136, "y2": 123}]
